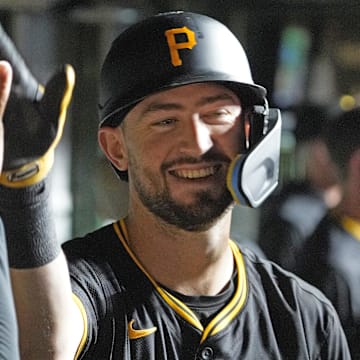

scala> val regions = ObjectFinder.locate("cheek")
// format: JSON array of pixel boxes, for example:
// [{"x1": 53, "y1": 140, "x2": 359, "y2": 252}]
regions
[
  {"x1": 137, "y1": 126, "x2": 177, "y2": 155},
  {"x1": 128, "y1": 135, "x2": 166, "y2": 172},
  {"x1": 219, "y1": 123, "x2": 244, "y2": 155}
]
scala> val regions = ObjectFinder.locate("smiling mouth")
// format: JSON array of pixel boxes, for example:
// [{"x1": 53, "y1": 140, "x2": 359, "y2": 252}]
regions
[{"x1": 170, "y1": 165, "x2": 220, "y2": 179}]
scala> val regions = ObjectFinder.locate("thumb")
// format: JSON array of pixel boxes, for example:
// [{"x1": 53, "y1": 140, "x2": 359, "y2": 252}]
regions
[
  {"x1": 40, "y1": 64, "x2": 75, "y2": 150},
  {"x1": 0, "y1": 61, "x2": 13, "y2": 120}
]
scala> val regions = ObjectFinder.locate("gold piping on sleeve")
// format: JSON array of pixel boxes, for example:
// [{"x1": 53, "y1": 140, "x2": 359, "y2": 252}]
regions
[{"x1": 72, "y1": 293, "x2": 88, "y2": 360}]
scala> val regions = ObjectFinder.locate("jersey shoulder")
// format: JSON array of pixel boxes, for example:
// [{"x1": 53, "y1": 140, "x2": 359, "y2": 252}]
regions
[
  {"x1": 62, "y1": 222, "x2": 117, "y2": 257},
  {"x1": 241, "y1": 245, "x2": 339, "y2": 319}
]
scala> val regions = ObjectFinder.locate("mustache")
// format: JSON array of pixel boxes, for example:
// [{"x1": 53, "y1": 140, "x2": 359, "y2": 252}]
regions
[{"x1": 161, "y1": 151, "x2": 231, "y2": 171}]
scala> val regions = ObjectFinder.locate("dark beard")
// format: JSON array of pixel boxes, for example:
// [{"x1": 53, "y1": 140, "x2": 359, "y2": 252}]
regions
[
  {"x1": 129, "y1": 149, "x2": 235, "y2": 231},
  {"x1": 135, "y1": 182, "x2": 234, "y2": 232}
]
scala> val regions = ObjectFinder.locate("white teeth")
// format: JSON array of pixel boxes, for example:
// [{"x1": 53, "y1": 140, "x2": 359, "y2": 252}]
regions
[{"x1": 174, "y1": 167, "x2": 216, "y2": 179}]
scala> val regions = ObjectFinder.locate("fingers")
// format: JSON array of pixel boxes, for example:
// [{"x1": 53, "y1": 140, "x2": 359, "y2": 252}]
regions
[
  {"x1": 0, "y1": 60, "x2": 13, "y2": 120},
  {"x1": 0, "y1": 23, "x2": 39, "y2": 101}
]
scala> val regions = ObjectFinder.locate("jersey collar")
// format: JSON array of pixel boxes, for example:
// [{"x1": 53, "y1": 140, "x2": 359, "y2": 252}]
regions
[{"x1": 113, "y1": 218, "x2": 248, "y2": 343}]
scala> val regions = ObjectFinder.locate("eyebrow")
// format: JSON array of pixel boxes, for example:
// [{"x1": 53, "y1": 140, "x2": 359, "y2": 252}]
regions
[
  {"x1": 196, "y1": 93, "x2": 238, "y2": 107},
  {"x1": 140, "y1": 92, "x2": 238, "y2": 117}
]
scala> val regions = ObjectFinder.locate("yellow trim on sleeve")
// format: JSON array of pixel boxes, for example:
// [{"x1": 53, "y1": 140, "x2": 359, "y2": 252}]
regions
[{"x1": 72, "y1": 293, "x2": 88, "y2": 360}]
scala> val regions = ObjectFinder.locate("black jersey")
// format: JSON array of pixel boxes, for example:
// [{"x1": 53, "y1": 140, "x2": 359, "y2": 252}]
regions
[
  {"x1": 298, "y1": 212, "x2": 360, "y2": 359},
  {"x1": 258, "y1": 180, "x2": 328, "y2": 272},
  {"x1": 62, "y1": 219, "x2": 350, "y2": 359}
]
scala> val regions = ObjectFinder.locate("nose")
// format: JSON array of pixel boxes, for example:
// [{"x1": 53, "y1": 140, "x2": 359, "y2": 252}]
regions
[{"x1": 178, "y1": 116, "x2": 214, "y2": 157}]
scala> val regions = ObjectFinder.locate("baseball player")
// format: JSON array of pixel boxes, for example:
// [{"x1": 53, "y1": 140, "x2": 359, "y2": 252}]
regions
[
  {"x1": 258, "y1": 104, "x2": 341, "y2": 273},
  {"x1": 0, "y1": 12, "x2": 350, "y2": 359},
  {"x1": 297, "y1": 107, "x2": 360, "y2": 358}
]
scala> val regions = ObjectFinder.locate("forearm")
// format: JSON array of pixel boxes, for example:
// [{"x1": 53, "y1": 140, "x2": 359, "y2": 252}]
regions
[
  {"x1": 0, "y1": 180, "x2": 60, "y2": 268},
  {"x1": 0, "y1": 180, "x2": 83, "y2": 359},
  {"x1": 10, "y1": 253, "x2": 83, "y2": 359},
  {"x1": 0, "y1": 30, "x2": 80, "y2": 356}
]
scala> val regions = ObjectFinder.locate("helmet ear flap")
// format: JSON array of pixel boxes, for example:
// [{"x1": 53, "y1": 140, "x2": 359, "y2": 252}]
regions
[{"x1": 227, "y1": 106, "x2": 282, "y2": 208}]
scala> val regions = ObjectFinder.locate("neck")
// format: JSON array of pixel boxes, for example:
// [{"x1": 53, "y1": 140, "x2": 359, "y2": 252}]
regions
[{"x1": 124, "y1": 204, "x2": 234, "y2": 296}]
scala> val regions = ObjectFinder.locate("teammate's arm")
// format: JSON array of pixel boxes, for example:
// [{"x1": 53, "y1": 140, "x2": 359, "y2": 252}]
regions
[
  {"x1": 10, "y1": 254, "x2": 83, "y2": 358},
  {"x1": 0, "y1": 28, "x2": 85, "y2": 358},
  {"x1": 0, "y1": 60, "x2": 20, "y2": 360}
]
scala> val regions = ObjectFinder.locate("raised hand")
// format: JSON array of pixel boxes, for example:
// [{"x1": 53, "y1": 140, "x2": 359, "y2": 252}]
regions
[
  {"x1": 0, "y1": 23, "x2": 75, "y2": 187},
  {"x1": 0, "y1": 61, "x2": 13, "y2": 173}
]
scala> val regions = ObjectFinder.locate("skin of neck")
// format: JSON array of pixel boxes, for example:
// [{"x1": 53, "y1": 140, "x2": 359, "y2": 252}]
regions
[{"x1": 124, "y1": 192, "x2": 235, "y2": 297}]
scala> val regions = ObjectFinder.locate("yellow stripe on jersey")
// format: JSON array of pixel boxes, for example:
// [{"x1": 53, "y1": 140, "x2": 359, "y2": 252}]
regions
[
  {"x1": 341, "y1": 215, "x2": 360, "y2": 241},
  {"x1": 113, "y1": 219, "x2": 248, "y2": 342},
  {"x1": 72, "y1": 293, "x2": 88, "y2": 360},
  {"x1": 113, "y1": 220, "x2": 203, "y2": 330},
  {"x1": 163, "y1": 289, "x2": 204, "y2": 330},
  {"x1": 200, "y1": 240, "x2": 247, "y2": 343}
]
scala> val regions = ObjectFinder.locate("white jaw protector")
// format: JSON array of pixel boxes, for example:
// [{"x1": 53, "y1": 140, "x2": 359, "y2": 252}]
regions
[{"x1": 227, "y1": 103, "x2": 282, "y2": 208}]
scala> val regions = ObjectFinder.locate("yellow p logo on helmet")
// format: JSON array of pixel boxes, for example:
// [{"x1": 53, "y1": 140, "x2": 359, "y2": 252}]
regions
[{"x1": 164, "y1": 27, "x2": 197, "y2": 67}]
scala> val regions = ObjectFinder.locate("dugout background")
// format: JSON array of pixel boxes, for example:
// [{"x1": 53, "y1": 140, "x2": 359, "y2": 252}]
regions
[{"x1": 0, "y1": 0, "x2": 359, "y2": 245}]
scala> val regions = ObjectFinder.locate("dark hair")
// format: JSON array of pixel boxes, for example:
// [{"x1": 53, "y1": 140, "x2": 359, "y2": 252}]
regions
[{"x1": 292, "y1": 104, "x2": 329, "y2": 142}]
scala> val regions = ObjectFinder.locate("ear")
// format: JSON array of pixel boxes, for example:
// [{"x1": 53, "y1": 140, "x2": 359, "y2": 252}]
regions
[{"x1": 98, "y1": 126, "x2": 128, "y2": 171}]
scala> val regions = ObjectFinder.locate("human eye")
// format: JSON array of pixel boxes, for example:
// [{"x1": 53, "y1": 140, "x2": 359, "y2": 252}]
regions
[
  {"x1": 151, "y1": 117, "x2": 178, "y2": 128},
  {"x1": 205, "y1": 108, "x2": 238, "y2": 124}
]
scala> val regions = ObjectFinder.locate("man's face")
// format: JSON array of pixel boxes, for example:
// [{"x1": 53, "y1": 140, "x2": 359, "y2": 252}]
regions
[{"x1": 119, "y1": 83, "x2": 243, "y2": 231}]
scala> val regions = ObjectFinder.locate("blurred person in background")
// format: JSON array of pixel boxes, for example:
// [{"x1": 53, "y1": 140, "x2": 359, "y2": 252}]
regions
[
  {"x1": 297, "y1": 107, "x2": 360, "y2": 359},
  {"x1": 258, "y1": 104, "x2": 341, "y2": 272}
]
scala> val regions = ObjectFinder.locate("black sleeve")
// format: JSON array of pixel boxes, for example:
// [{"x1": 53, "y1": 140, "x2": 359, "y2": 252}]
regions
[
  {"x1": 297, "y1": 218, "x2": 359, "y2": 358},
  {"x1": 258, "y1": 198, "x2": 304, "y2": 272},
  {"x1": 62, "y1": 231, "x2": 130, "y2": 359},
  {"x1": 318, "y1": 304, "x2": 351, "y2": 360},
  {"x1": 64, "y1": 252, "x2": 108, "y2": 357}
]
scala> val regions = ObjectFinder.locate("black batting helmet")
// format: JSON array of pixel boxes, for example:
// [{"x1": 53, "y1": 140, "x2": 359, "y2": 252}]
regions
[
  {"x1": 99, "y1": 11, "x2": 267, "y2": 127},
  {"x1": 98, "y1": 11, "x2": 282, "y2": 208}
]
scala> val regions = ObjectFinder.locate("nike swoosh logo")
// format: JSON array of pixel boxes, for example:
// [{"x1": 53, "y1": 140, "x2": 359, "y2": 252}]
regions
[{"x1": 128, "y1": 319, "x2": 157, "y2": 340}]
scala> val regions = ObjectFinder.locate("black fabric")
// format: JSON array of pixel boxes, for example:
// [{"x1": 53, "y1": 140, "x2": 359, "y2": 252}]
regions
[
  {"x1": 63, "y1": 223, "x2": 350, "y2": 359},
  {"x1": 0, "y1": 218, "x2": 20, "y2": 359},
  {"x1": 298, "y1": 212, "x2": 360, "y2": 359},
  {"x1": 162, "y1": 271, "x2": 237, "y2": 327},
  {"x1": 258, "y1": 180, "x2": 327, "y2": 272},
  {"x1": 0, "y1": 180, "x2": 60, "y2": 268}
]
